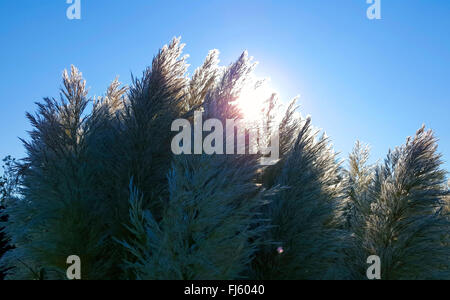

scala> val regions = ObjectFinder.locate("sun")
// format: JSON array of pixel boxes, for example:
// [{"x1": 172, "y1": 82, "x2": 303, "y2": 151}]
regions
[{"x1": 233, "y1": 80, "x2": 276, "y2": 122}]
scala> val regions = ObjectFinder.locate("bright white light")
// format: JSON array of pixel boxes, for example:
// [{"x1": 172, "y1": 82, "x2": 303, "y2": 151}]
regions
[{"x1": 233, "y1": 80, "x2": 276, "y2": 122}]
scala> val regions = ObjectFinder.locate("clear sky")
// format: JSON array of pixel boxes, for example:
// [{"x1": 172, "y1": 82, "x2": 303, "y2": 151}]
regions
[{"x1": 1, "y1": 0, "x2": 449, "y2": 170}]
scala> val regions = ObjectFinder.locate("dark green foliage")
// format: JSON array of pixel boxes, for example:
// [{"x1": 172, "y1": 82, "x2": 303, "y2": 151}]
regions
[
  {"x1": 1, "y1": 38, "x2": 449, "y2": 280},
  {"x1": 0, "y1": 206, "x2": 10, "y2": 280},
  {"x1": 119, "y1": 155, "x2": 266, "y2": 279},
  {"x1": 1, "y1": 67, "x2": 120, "y2": 279},
  {"x1": 118, "y1": 50, "x2": 269, "y2": 279},
  {"x1": 342, "y1": 141, "x2": 376, "y2": 279},
  {"x1": 118, "y1": 38, "x2": 189, "y2": 220},
  {"x1": 252, "y1": 117, "x2": 349, "y2": 280},
  {"x1": 1, "y1": 156, "x2": 18, "y2": 279},
  {"x1": 445, "y1": 180, "x2": 450, "y2": 216},
  {"x1": 346, "y1": 127, "x2": 450, "y2": 279},
  {"x1": 0, "y1": 156, "x2": 20, "y2": 208},
  {"x1": 344, "y1": 141, "x2": 373, "y2": 228}
]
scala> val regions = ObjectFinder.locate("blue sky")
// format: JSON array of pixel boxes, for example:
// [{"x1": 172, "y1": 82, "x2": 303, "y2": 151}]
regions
[{"x1": 0, "y1": 0, "x2": 449, "y2": 170}]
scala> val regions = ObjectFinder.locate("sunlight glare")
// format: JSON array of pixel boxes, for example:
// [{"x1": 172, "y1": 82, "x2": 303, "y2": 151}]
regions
[{"x1": 234, "y1": 79, "x2": 276, "y2": 122}]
